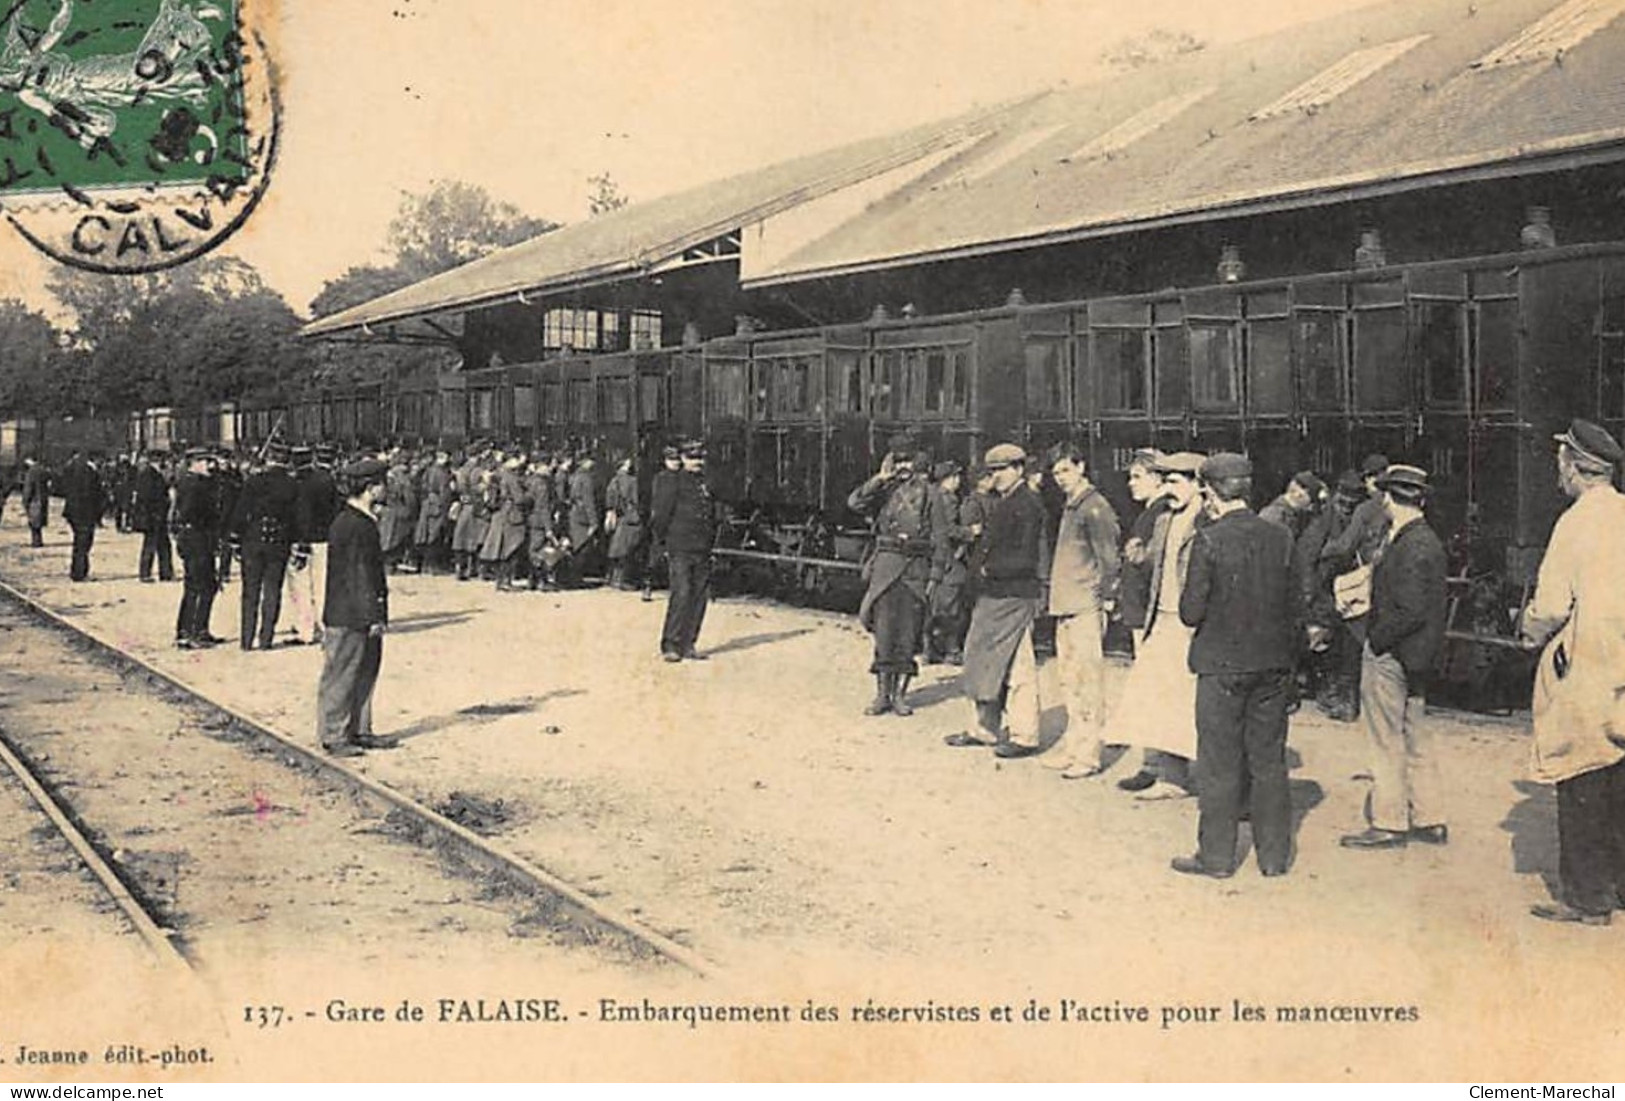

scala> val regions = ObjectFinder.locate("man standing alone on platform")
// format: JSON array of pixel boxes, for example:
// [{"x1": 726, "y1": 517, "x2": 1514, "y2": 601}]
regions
[
  {"x1": 944, "y1": 443, "x2": 1049, "y2": 758},
  {"x1": 173, "y1": 449, "x2": 220, "y2": 649},
  {"x1": 650, "y1": 440, "x2": 715, "y2": 662},
  {"x1": 1172, "y1": 453, "x2": 1300, "y2": 878},
  {"x1": 318, "y1": 459, "x2": 396, "y2": 758},
  {"x1": 58, "y1": 449, "x2": 102, "y2": 582},
  {"x1": 1339, "y1": 465, "x2": 1448, "y2": 851},
  {"x1": 1520, "y1": 420, "x2": 1625, "y2": 925},
  {"x1": 847, "y1": 435, "x2": 940, "y2": 717}
]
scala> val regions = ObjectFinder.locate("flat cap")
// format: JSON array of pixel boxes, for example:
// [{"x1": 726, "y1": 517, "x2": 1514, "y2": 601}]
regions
[
  {"x1": 662, "y1": 443, "x2": 681, "y2": 459},
  {"x1": 1154, "y1": 451, "x2": 1206, "y2": 476},
  {"x1": 341, "y1": 457, "x2": 388, "y2": 482},
  {"x1": 1199, "y1": 452, "x2": 1252, "y2": 481},
  {"x1": 679, "y1": 438, "x2": 707, "y2": 458},
  {"x1": 1361, "y1": 452, "x2": 1391, "y2": 477},
  {"x1": 1129, "y1": 447, "x2": 1166, "y2": 469},
  {"x1": 1292, "y1": 471, "x2": 1328, "y2": 499},
  {"x1": 1334, "y1": 471, "x2": 1365, "y2": 498},
  {"x1": 932, "y1": 460, "x2": 962, "y2": 482},
  {"x1": 1555, "y1": 418, "x2": 1622, "y2": 468},
  {"x1": 1376, "y1": 464, "x2": 1429, "y2": 495},
  {"x1": 983, "y1": 443, "x2": 1027, "y2": 469},
  {"x1": 887, "y1": 432, "x2": 918, "y2": 458}
]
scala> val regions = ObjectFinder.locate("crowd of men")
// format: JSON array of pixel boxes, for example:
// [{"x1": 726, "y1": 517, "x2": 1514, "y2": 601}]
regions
[
  {"x1": 846, "y1": 424, "x2": 1625, "y2": 922},
  {"x1": 7, "y1": 418, "x2": 1624, "y2": 925}
]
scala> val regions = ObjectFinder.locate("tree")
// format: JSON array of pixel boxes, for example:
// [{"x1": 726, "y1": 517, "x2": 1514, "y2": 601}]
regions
[
  {"x1": 587, "y1": 172, "x2": 629, "y2": 217},
  {"x1": 0, "y1": 300, "x2": 65, "y2": 418},
  {"x1": 385, "y1": 180, "x2": 559, "y2": 282},
  {"x1": 1099, "y1": 28, "x2": 1206, "y2": 70}
]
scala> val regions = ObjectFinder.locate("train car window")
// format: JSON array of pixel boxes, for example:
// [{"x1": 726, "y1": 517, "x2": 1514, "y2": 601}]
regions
[
  {"x1": 513, "y1": 385, "x2": 537, "y2": 428},
  {"x1": 1095, "y1": 329, "x2": 1149, "y2": 412},
  {"x1": 443, "y1": 392, "x2": 466, "y2": 437},
  {"x1": 1247, "y1": 290, "x2": 1290, "y2": 317},
  {"x1": 1600, "y1": 335, "x2": 1625, "y2": 424},
  {"x1": 569, "y1": 379, "x2": 594, "y2": 424},
  {"x1": 1295, "y1": 312, "x2": 1345, "y2": 411},
  {"x1": 1024, "y1": 340, "x2": 1067, "y2": 416},
  {"x1": 828, "y1": 350, "x2": 865, "y2": 415},
  {"x1": 1475, "y1": 299, "x2": 1518, "y2": 411},
  {"x1": 1247, "y1": 319, "x2": 1294, "y2": 414},
  {"x1": 541, "y1": 382, "x2": 564, "y2": 425},
  {"x1": 924, "y1": 352, "x2": 946, "y2": 414},
  {"x1": 1089, "y1": 300, "x2": 1150, "y2": 327},
  {"x1": 1471, "y1": 270, "x2": 1517, "y2": 298},
  {"x1": 1353, "y1": 309, "x2": 1409, "y2": 411},
  {"x1": 1354, "y1": 281, "x2": 1405, "y2": 307},
  {"x1": 1189, "y1": 324, "x2": 1239, "y2": 412},
  {"x1": 470, "y1": 390, "x2": 496, "y2": 432},
  {"x1": 1295, "y1": 281, "x2": 1347, "y2": 308},
  {"x1": 1185, "y1": 290, "x2": 1240, "y2": 319},
  {"x1": 601, "y1": 313, "x2": 622, "y2": 353},
  {"x1": 1154, "y1": 326, "x2": 1189, "y2": 414},
  {"x1": 1415, "y1": 300, "x2": 1466, "y2": 408},
  {"x1": 599, "y1": 377, "x2": 630, "y2": 424},
  {"x1": 707, "y1": 360, "x2": 748, "y2": 420},
  {"x1": 1409, "y1": 269, "x2": 1465, "y2": 298},
  {"x1": 951, "y1": 349, "x2": 970, "y2": 417},
  {"x1": 639, "y1": 374, "x2": 663, "y2": 423}
]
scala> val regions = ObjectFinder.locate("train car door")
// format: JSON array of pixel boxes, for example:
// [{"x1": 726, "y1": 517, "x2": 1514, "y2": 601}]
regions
[
  {"x1": 1291, "y1": 278, "x2": 1351, "y2": 481},
  {"x1": 593, "y1": 353, "x2": 636, "y2": 462},
  {"x1": 439, "y1": 374, "x2": 467, "y2": 447},
  {"x1": 510, "y1": 365, "x2": 539, "y2": 447},
  {"x1": 749, "y1": 336, "x2": 823, "y2": 510},
  {"x1": 1348, "y1": 276, "x2": 1414, "y2": 477},
  {"x1": 825, "y1": 334, "x2": 871, "y2": 518},
  {"x1": 1240, "y1": 288, "x2": 1299, "y2": 500},
  {"x1": 701, "y1": 340, "x2": 750, "y2": 505},
  {"x1": 1410, "y1": 268, "x2": 1471, "y2": 542},
  {"x1": 668, "y1": 349, "x2": 705, "y2": 442},
  {"x1": 1085, "y1": 298, "x2": 1155, "y2": 516},
  {"x1": 1020, "y1": 307, "x2": 1073, "y2": 458},
  {"x1": 1466, "y1": 267, "x2": 1525, "y2": 579},
  {"x1": 1151, "y1": 297, "x2": 1191, "y2": 456},
  {"x1": 1184, "y1": 288, "x2": 1246, "y2": 458}
]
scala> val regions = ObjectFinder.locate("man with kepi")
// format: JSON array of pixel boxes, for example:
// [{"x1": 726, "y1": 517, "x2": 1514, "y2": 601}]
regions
[{"x1": 317, "y1": 458, "x2": 398, "y2": 758}]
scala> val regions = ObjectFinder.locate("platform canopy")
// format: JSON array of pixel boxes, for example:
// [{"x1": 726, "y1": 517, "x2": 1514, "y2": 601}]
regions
[{"x1": 305, "y1": 0, "x2": 1625, "y2": 339}]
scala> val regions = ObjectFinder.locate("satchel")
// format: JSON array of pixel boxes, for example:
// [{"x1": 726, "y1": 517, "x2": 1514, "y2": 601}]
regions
[{"x1": 1333, "y1": 557, "x2": 1373, "y2": 620}]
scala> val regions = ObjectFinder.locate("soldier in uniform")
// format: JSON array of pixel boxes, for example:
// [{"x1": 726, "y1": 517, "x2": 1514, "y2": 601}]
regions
[
  {"x1": 377, "y1": 450, "x2": 417, "y2": 573},
  {"x1": 21, "y1": 456, "x2": 48, "y2": 547},
  {"x1": 604, "y1": 456, "x2": 644, "y2": 591},
  {"x1": 481, "y1": 454, "x2": 530, "y2": 591},
  {"x1": 173, "y1": 448, "x2": 221, "y2": 649},
  {"x1": 923, "y1": 460, "x2": 970, "y2": 665},
  {"x1": 213, "y1": 451, "x2": 244, "y2": 584},
  {"x1": 643, "y1": 445, "x2": 682, "y2": 600},
  {"x1": 131, "y1": 451, "x2": 175, "y2": 583},
  {"x1": 414, "y1": 450, "x2": 453, "y2": 575},
  {"x1": 525, "y1": 455, "x2": 561, "y2": 590},
  {"x1": 944, "y1": 443, "x2": 1050, "y2": 757},
  {"x1": 847, "y1": 435, "x2": 942, "y2": 716},
  {"x1": 566, "y1": 455, "x2": 601, "y2": 585},
  {"x1": 450, "y1": 450, "x2": 484, "y2": 581},
  {"x1": 231, "y1": 440, "x2": 306, "y2": 651},
  {"x1": 650, "y1": 439, "x2": 715, "y2": 662}
]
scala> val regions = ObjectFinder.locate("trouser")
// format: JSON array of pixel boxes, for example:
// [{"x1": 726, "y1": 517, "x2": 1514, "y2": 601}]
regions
[
  {"x1": 240, "y1": 543, "x2": 290, "y2": 649},
  {"x1": 925, "y1": 583, "x2": 967, "y2": 660},
  {"x1": 317, "y1": 626, "x2": 383, "y2": 749},
  {"x1": 217, "y1": 537, "x2": 233, "y2": 582},
  {"x1": 1318, "y1": 617, "x2": 1363, "y2": 714},
  {"x1": 68, "y1": 521, "x2": 94, "y2": 581},
  {"x1": 175, "y1": 531, "x2": 217, "y2": 641},
  {"x1": 285, "y1": 543, "x2": 322, "y2": 642},
  {"x1": 1555, "y1": 756, "x2": 1625, "y2": 916},
  {"x1": 1049, "y1": 610, "x2": 1107, "y2": 763},
  {"x1": 661, "y1": 552, "x2": 710, "y2": 656},
  {"x1": 967, "y1": 622, "x2": 1041, "y2": 748},
  {"x1": 28, "y1": 522, "x2": 42, "y2": 547},
  {"x1": 139, "y1": 523, "x2": 174, "y2": 581},
  {"x1": 1360, "y1": 644, "x2": 1442, "y2": 832},
  {"x1": 868, "y1": 582, "x2": 925, "y2": 676},
  {"x1": 1195, "y1": 670, "x2": 1293, "y2": 872}
]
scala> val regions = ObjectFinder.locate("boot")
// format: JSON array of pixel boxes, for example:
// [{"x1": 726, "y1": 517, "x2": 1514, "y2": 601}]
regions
[
  {"x1": 864, "y1": 673, "x2": 893, "y2": 716},
  {"x1": 891, "y1": 674, "x2": 914, "y2": 717}
]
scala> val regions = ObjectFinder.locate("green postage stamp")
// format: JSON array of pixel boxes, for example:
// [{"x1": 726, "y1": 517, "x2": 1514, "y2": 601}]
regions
[{"x1": 0, "y1": 0, "x2": 277, "y2": 272}]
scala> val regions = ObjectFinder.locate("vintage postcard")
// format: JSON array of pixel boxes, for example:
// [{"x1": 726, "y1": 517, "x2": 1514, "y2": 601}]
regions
[{"x1": 1, "y1": 0, "x2": 1624, "y2": 1084}]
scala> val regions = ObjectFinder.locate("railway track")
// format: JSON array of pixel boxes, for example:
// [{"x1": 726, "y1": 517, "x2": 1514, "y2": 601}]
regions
[{"x1": 0, "y1": 576, "x2": 716, "y2": 980}]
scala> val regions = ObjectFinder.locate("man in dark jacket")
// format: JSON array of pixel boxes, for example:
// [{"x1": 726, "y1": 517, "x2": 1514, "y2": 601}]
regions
[
  {"x1": 57, "y1": 450, "x2": 103, "y2": 582},
  {"x1": 650, "y1": 439, "x2": 715, "y2": 662},
  {"x1": 213, "y1": 453, "x2": 244, "y2": 584},
  {"x1": 924, "y1": 461, "x2": 970, "y2": 666},
  {"x1": 944, "y1": 443, "x2": 1050, "y2": 758},
  {"x1": 231, "y1": 441, "x2": 307, "y2": 651},
  {"x1": 21, "y1": 457, "x2": 48, "y2": 547},
  {"x1": 132, "y1": 451, "x2": 175, "y2": 583},
  {"x1": 317, "y1": 459, "x2": 396, "y2": 757},
  {"x1": 1340, "y1": 464, "x2": 1449, "y2": 850},
  {"x1": 173, "y1": 449, "x2": 221, "y2": 649},
  {"x1": 847, "y1": 435, "x2": 942, "y2": 717},
  {"x1": 286, "y1": 446, "x2": 339, "y2": 646},
  {"x1": 1173, "y1": 453, "x2": 1301, "y2": 878}
]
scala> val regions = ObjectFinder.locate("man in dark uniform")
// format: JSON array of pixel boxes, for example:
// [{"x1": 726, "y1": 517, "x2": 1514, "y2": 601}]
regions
[
  {"x1": 847, "y1": 435, "x2": 942, "y2": 716},
  {"x1": 650, "y1": 439, "x2": 715, "y2": 662},
  {"x1": 132, "y1": 451, "x2": 175, "y2": 583},
  {"x1": 213, "y1": 452, "x2": 244, "y2": 584},
  {"x1": 1172, "y1": 453, "x2": 1301, "y2": 878},
  {"x1": 1340, "y1": 465, "x2": 1449, "y2": 850},
  {"x1": 643, "y1": 444, "x2": 682, "y2": 601},
  {"x1": 231, "y1": 441, "x2": 306, "y2": 651},
  {"x1": 173, "y1": 448, "x2": 221, "y2": 649},
  {"x1": 944, "y1": 443, "x2": 1050, "y2": 758},
  {"x1": 318, "y1": 458, "x2": 396, "y2": 758},
  {"x1": 58, "y1": 450, "x2": 103, "y2": 582},
  {"x1": 287, "y1": 446, "x2": 340, "y2": 646}
]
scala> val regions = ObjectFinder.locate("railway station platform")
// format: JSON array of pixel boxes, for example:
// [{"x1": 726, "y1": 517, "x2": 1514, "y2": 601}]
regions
[{"x1": 0, "y1": 514, "x2": 1620, "y2": 1078}]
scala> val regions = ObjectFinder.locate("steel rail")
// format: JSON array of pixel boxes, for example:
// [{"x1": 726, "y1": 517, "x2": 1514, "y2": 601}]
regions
[
  {"x1": 0, "y1": 728, "x2": 192, "y2": 974},
  {"x1": 0, "y1": 578, "x2": 717, "y2": 980}
]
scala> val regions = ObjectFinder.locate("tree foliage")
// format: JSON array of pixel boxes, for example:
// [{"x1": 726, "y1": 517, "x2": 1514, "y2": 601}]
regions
[
  {"x1": 385, "y1": 179, "x2": 559, "y2": 282},
  {"x1": 587, "y1": 172, "x2": 629, "y2": 218},
  {"x1": 0, "y1": 299, "x2": 65, "y2": 417}
]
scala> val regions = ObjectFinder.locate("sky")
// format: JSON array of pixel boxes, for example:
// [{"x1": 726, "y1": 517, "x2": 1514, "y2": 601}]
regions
[{"x1": 0, "y1": 0, "x2": 1392, "y2": 318}]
